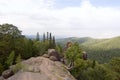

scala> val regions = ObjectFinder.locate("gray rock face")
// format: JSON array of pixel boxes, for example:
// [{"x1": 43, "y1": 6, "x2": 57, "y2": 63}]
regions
[
  {"x1": 7, "y1": 57, "x2": 76, "y2": 80},
  {"x1": 42, "y1": 54, "x2": 50, "y2": 58},
  {"x1": 49, "y1": 56, "x2": 57, "y2": 61},
  {"x1": 2, "y1": 69, "x2": 14, "y2": 79},
  {"x1": 48, "y1": 49, "x2": 60, "y2": 61},
  {"x1": 0, "y1": 76, "x2": 5, "y2": 80}
]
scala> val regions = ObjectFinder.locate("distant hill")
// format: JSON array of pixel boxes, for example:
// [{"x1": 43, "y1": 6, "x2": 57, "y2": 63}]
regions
[
  {"x1": 56, "y1": 36, "x2": 120, "y2": 63},
  {"x1": 56, "y1": 37, "x2": 93, "y2": 46},
  {"x1": 81, "y1": 37, "x2": 120, "y2": 49}
]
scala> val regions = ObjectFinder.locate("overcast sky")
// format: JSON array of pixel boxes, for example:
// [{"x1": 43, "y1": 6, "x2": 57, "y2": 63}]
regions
[{"x1": 0, "y1": 0, "x2": 120, "y2": 38}]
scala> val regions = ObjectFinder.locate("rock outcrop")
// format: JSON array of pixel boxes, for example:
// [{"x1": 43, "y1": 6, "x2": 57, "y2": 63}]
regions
[
  {"x1": 6, "y1": 56, "x2": 76, "y2": 80},
  {"x1": 2, "y1": 69, "x2": 14, "y2": 79},
  {"x1": 43, "y1": 49, "x2": 60, "y2": 61}
]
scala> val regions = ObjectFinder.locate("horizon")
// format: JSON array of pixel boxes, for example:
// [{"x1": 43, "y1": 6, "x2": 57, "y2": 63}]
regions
[
  {"x1": 0, "y1": 0, "x2": 120, "y2": 38},
  {"x1": 26, "y1": 34, "x2": 120, "y2": 39}
]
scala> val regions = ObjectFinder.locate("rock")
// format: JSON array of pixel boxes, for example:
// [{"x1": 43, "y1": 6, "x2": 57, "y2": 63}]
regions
[
  {"x1": 33, "y1": 66, "x2": 40, "y2": 73},
  {"x1": 82, "y1": 51, "x2": 87, "y2": 60},
  {"x1": 48, "y1": 49, "x2": 60, "y2": 61},
  {"x1": 49, "y1": 56, "x2": 57, "y2": 61},
  {"x1": 42, "y1": 54, "x2": 49, "y2": 58},
  {"x1": 0, "y1": 76, "x2": 4, "y2": 80},
  {"x1": 27, "y1": 66, "x2": 34, "y2": 72},
  {"x1": 7, "y1": 57, "x2": 76, "y2": 80},
  {"x1": 2, "y1": 69, "x2": 14, "y2": 79}
]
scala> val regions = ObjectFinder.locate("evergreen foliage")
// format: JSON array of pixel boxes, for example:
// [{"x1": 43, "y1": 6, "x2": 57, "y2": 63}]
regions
[
  {"x1": 64, "y1": 42, "x2": 83, "y2": 63},
  {"x1": 0, "y1": 63, "x2": 4, "y2": 75},
  {"x1": 0, "y1": 23, "x2": 120, "y2": 80},
  {"x1": 57, "y1": 37, "x2": 120, "y2": 63},
  {"x1": 6, "y1": 51, "x2": 15, "y2": 66},
  {"x1": 36, "y1": 32, "x2": 40, "y2": 41},
  {"x1": 0, "y1": 23, "x2": 56, "y2": 75},
  {"x1": 64, "y1": 42, "x2": 120, "y2": 80},
  {"x1": 13, "y1": 54, "x2": 22, "y2": 73}
]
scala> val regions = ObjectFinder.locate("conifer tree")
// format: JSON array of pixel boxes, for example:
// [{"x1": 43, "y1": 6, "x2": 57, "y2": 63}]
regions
[
  {"x1": 43, "y1": 33, "x2": 45, "y2": 42},
  {"x1": 53, "y1": 36, "x2": 56, "y2": 48},
  {"x1": 36, "y1": 32, "x2": 40, "y2": 41},
  {"x1": 6, "y1": 51, "x2": 15, "y2": 66},
  {"x1": 0, "y1": 63, "x2": 4, "y2": 75},
  {"x1": 47, "y1": 32, "x2": 49, "y2": 40},
  {"x1": 15, "y1": 54, "x2": 22, "y2": 64},
  {"x1": 49, "y1": 32, "x2": 52, "y2": 48},
  {"x1": 13, "y1": 54, "x2": 22, "y2": 73}
]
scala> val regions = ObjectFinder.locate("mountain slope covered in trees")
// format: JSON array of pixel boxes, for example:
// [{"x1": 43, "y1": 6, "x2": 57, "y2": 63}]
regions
[
  {"x1": 57, "y1": 36, "x2": 120, "y2": 63},
  {"x1": 0, "y1": 23, "x2": 120, "y2": 80}
]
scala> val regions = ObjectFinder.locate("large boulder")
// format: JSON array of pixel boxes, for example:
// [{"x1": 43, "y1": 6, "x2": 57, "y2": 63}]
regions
[
  {"x1": 7, "y1": 57, "x2": 76, "y2": 80},
  {"x1": 49, "y1": 56, "x2": 57, "y2": 61},
  {"x1": 0, "y1": 76, "x2": 4, "y2": 80},
  {"x1": 2, "y1": 69, "x2": 14, "y2": 79},
  {"x1": 42, "y1": 54, "x2": 50, "y2": 58},
  {"x1": 48, "y1": 49, "x2": 60, "y2": 61}
]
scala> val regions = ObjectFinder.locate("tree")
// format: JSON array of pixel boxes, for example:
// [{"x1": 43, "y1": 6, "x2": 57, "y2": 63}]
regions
[
  {"x1": 0, "y1": 23, "x2": 22, "y2": 38},
  {"x1": 6, "y1": 51, "x2": 15, "y2": 66},
  {"x1": 0, "y1": 23, "x2": 27, "y2": 73},
  {"x1": 92, "y1": 60, "x2": 96, "y2": 68},
  {"x1": 43, "y1": 33, "x2": 45, "y2": 42},
  {"x1": 109, "y1": 57, "x2": 120, "y2": 79},
  {"x1": 65, "y1": 42, "x2": 83, "y2": 64},
  {"x1": 56, "y1": 44, "x2": 63, "y2": 54},
  {"x1": 36, "y1": 32, "x2": 40, "y2": 41},
  {"x1": 0, "y1": 63, "x2": 4, "y2": 75},
  {"x1": 13, "y1": 54, "x2": 22, "y2": 73},
  {"x1": 52, "y1": 36, "x2": 56, "y2": 48},
  {"x1": 15, "y1": 54, "x2": 22, "y2": 64},
  {"x1": 49, "y1": 32, "x2": 52, "y2": 48},
  {"x1": 47, "y1": 32, "x2": 49, "y2": 40},
  {"x1": 109, "y1": 57, "x2": 120, "y2": 73},
  {"x1": 20, "y1": 38, "x2": 34, "y2": 59},
  {"x1": 0, "y1": 23, "x2": 23, "y2": 63}
]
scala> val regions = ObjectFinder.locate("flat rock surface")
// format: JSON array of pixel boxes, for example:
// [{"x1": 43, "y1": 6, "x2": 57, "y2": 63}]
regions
[{"x1": 7, "y1": 57, "x2": 76, "y2": 80}]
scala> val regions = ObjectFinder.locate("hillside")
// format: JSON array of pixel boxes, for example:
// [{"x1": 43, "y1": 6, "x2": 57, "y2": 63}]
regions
[
  {"x1": 82, "y1": 36, "x2": 120, "y2": 49},
  {"x1": 56, "y1": 37, "x2": 93, "y2": 46},
  {"x1": 56, "y1": 36, "x2": 120, "y2": 63}
]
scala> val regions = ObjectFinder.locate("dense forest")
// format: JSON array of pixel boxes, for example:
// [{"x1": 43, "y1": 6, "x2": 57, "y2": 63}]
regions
[
  {"x1": 57, "y1": 37, "x2": 120, "y2": 63},
  {"x1": 0, "y1": 23, "x2": 120, "y2": 80},
  {"x1": 0, "y1": 23, "x2": 56, "y2": 75},
  {"x1": 57, "y1": 39, "x2": 120, "y2": 80}
]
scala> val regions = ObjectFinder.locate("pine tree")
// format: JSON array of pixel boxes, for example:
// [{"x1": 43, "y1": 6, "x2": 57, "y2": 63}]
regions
[
  {"x1": 47, "y1": 32, "x2": 49, "y2": 40},
  {"x1": 0, "y1": 63, "x2": 4, "y2": 75},
  {"x1": 43, "y1": 33, "x2": 45, "y2": 42},
  {"x1": 36, "y1": 32, "x2": 40, "y2": 41},
  {"x1": 13, "y1": 54, "x2": 22, "y2": 73},
  {"x1": 49, "y1": 32, "x2": 52, "y2": 48},
  {"x1": 92, "y1": 60, "x2": 96, "y2": 68},
  {"x1": 15, "y1": 54, "x2": 22, "y2": 64},
  {"x1": 53, "y1": 36, "x2": 56, "y2": 48},
  {"x1": 6, "y1": 51, "x2": 15, "y2": 66}
]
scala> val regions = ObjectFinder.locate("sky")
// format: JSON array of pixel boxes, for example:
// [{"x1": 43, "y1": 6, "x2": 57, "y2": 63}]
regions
[{"x1": 0, "y1": 0, "x2": 120, "y2": 38}]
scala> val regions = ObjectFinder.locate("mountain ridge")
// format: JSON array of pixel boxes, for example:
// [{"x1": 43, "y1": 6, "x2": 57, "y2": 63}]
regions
[{"x1": 56, "y1": 36, "x2": 120, "y2": 63}]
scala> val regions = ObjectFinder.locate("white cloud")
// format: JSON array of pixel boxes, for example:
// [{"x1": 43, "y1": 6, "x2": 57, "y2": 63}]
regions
[{"x1": 0, "y1": 0, "x2": 120, "y2": 38}]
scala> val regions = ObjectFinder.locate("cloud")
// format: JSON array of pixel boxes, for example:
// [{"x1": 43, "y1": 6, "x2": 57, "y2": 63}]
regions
[
  {"x1": 0, "y1": 0, "x2": 120, "y2": 38},
  {"x1": 0, "y1": 0, "x2": 55, "y2": 13}
]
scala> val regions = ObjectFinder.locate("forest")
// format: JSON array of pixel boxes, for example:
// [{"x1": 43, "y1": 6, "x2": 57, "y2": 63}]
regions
[
  {"x1": 0, "y1": 23, "x2": 56, "y2": 75},
  {"x1": 0, "y1": 23, "x2": 120, "y2": 80},
  {"x1": 57, "y1": 37, "x2": 120, "y2": 63}
]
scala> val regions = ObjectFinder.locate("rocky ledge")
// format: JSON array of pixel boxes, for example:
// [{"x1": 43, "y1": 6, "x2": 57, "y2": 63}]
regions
[{"x1": 1, "y1": 56, "x2": 75, "y2": 80}]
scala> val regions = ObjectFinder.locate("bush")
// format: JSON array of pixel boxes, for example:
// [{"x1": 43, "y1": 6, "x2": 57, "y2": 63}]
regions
[
  {"x1": 0, "y1": 63, "x2": 4, "y2": 75},
  {"x1": 12, "y1": 54, "x2": 22, "y2": 73}
]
